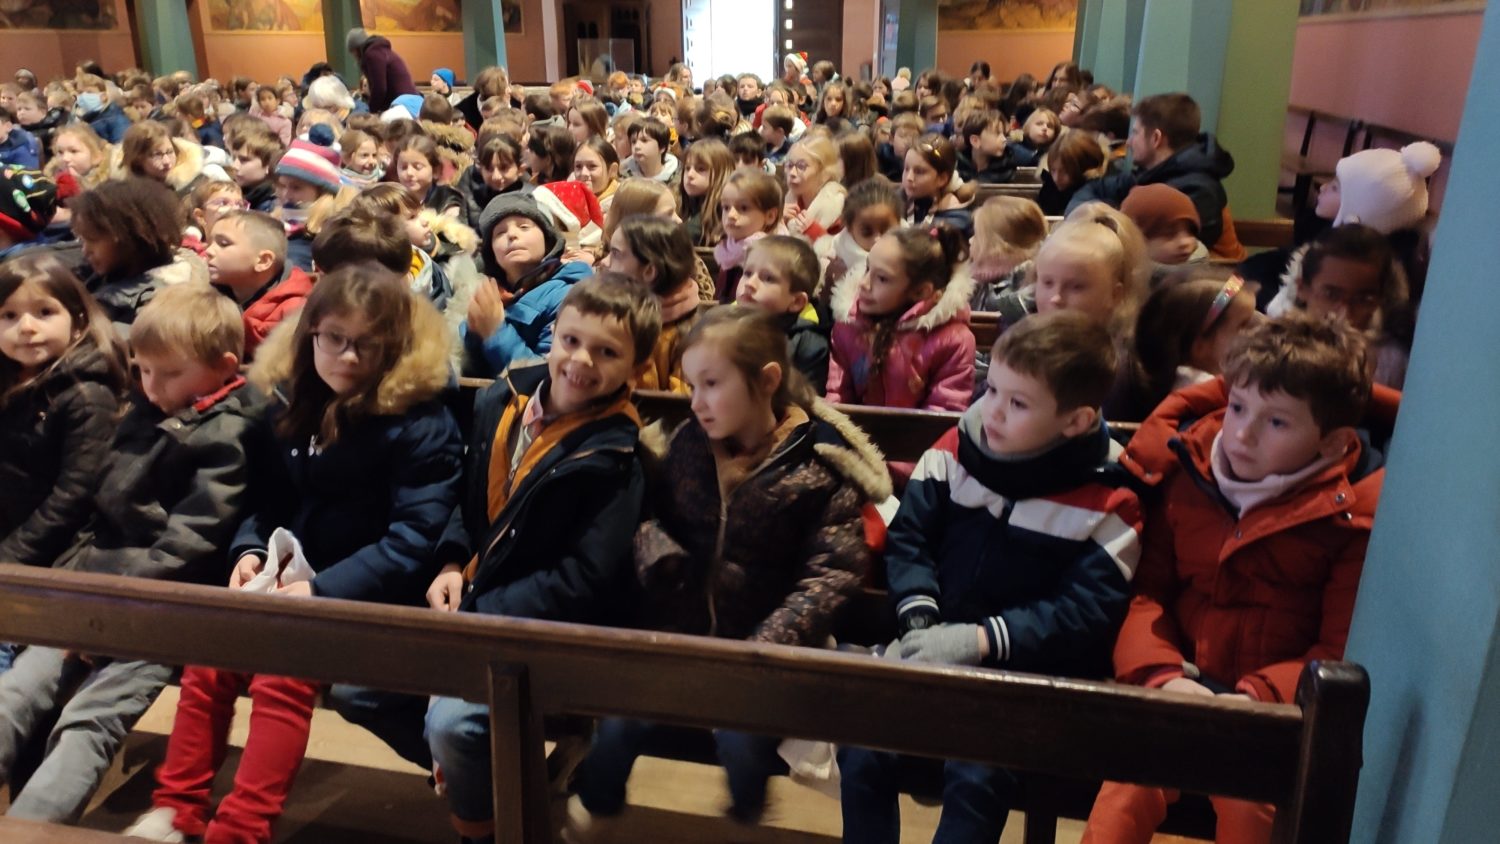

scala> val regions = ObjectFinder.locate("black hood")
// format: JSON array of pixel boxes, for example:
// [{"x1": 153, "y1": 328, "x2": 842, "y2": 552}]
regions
[{"x1": 1144, "y1": 132, "x2": 1235, "y2": 181}]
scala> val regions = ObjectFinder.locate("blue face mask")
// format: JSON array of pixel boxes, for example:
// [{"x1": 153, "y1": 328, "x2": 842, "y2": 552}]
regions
[{"x1": 76, "y1": 92, "x2": 103, "y2": 115}]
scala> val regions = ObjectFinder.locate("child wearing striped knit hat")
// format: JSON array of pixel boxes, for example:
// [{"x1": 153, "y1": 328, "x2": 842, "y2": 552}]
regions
[{"x1": 274, "y1": 125, "x2": 344, "y2": 272}]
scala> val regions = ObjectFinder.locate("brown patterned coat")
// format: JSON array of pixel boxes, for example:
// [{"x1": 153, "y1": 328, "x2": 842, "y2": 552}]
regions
[{"x1": 634, "y1": 400, "x2": 892, "y2": 647}]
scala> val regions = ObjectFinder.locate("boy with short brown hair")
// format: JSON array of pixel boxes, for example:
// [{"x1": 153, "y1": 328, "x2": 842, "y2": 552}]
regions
[
  {"x1": 423, "y1": 276, "x2": 662, "y2": 841},
  {"x1": 736, "y1": 235, "x2": 829, "y2": 390},
  {"x1": 1086, "y1": 312, "x2": 1381, "y2": 843}
]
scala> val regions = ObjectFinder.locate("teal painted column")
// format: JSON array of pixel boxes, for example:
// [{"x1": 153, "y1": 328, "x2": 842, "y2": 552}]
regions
[
  {"x1": 1074, "y1": 0, "x2": 1103, "y2": 68},
  {"x1": 896, "y1": 0, "x2": 936, "y2": 76},
  {"x1": 322, "y1": 0, "x2": 364, "y2": 87},
  {"x1": 1344, "y1": 6, "x2": 1500, "y2": 840},
  {"x1": 1132, "y1": 0, "x2": 1233, "y2": 128},
  {"x1": 1088, "y1": 0, "x2": 1146, "y2": 94},
  {"x1": 133, "y1": 0, "x2": 199, "y2": 77},
  {"x1": 463, "y1": 0, "x2": 508, "y2": 81},
  {"x1": 1216, "y1": 2, "x2": 1297, "y2": 219}
]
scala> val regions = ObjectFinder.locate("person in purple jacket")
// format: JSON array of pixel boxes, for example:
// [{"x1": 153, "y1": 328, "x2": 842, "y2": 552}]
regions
[{"x1": 346, "y1": 27, "x2": 418, "y2": 113}]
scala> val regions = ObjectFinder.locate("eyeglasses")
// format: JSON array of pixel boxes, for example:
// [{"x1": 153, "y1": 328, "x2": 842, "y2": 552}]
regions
[
  {"x1": 148, "y1": 149, "x2": 176, "y2": 161},
  {"x1": 312, "y1": 330, "x2": 383, "y2": 359},
  {"x1": 785, "y1": 159, "x2": 814, "y2": 172},
  {"x1": 206, "y1": 198, "x2": 249, "y2": 211},
  {"x1": 1308, "y1": 284, "x2": 1380, "y2": 310}
]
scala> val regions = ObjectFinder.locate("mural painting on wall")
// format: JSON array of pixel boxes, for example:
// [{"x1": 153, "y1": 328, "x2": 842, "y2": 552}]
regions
[
  {"x1": 0, "y1": 0, "x2": 118, "y2": 29},
  {"x1": 1300, "y1": 0, "x2": 1484, "y2": 14},
  {"x1": 207, "y1": 0, "x2": 323, "y2": 31},
  {"x1": 359, "y1": 0, "x2": 521, "y2": 32},
  {"x1": 937, "y1": 0, "x2": 1077, "y2": 30}
]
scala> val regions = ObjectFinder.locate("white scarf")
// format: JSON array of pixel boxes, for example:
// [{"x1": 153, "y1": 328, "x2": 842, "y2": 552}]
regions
[{"x1": 1210, "y1": 431, "x2": 1340, "y2": 517}]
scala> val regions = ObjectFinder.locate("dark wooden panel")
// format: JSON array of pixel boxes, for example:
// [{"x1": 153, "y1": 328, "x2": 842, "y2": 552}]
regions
[{"x1": 0, "y1": 565, "x2": 1305, "y2": 803}]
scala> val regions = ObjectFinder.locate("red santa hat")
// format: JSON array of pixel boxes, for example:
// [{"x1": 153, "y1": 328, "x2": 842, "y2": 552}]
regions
[{"x1": 534, "y1": 181, "x2": 604, "y2": 248}]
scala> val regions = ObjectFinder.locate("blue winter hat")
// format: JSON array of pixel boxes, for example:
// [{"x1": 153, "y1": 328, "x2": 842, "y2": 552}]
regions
[
  {"x1": 433, "y1": 68, "x2": 456, "y2": 89},
  {"x1": 392, "y1": 93, "x2": 425, "y2": 119}
]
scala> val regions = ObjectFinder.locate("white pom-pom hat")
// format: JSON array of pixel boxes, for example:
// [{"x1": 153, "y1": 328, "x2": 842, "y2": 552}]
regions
[{"x1": 1333, "y1": 141, "x2": 1443, "y2": 234}]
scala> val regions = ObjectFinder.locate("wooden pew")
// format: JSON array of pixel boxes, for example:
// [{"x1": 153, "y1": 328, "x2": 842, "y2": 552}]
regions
[
  {"x1": 976, "y1": 182, "x2": 1043, "y2": 202},
  {"x1": 0, "y1": 565, "x2": 1370, "y2": 844},
  {"x1": 0, "y1": 818, "x2": 133, "y2": 842},
  {"x1": 458, "y1": 380, "x2": 1139, "y2": 464},
  {"x1": 1237, "y1": 219, "x2": 1296, "y2": 251},
  {"x1": 972, "y1": 311, "x2": 1000, "y2": 350}
]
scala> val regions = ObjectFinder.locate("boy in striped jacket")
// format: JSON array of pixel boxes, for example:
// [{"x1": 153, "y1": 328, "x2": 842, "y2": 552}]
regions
[{"x1": 839, "y1": 310, "x2": 1143, "y2": 844}]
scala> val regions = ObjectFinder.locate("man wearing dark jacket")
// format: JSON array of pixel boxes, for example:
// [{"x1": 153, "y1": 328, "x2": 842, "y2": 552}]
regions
[
  {"x1": 1068, "y1": 92, "x2": 1235, "y2": 253},
  {"x1": 346, "y1": 27, "x2": 417, "y2": 113}
]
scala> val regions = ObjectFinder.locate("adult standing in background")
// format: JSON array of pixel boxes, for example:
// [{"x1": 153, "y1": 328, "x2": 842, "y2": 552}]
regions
[{"x1": 346, "y1": 27, "x2": 417, "y2": 114}]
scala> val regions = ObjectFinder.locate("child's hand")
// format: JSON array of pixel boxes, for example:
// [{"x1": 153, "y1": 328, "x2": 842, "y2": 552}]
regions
[
  {"x1": 1161, "y1": 677, "x2": 1215, "y2": 697},
  {"x1": 230, "y1": 553, "x2": 266, "y2": 589},
  {"x1": 898, "y1": 623, "x2": 985, "y2": 666},
  {"x1": 467, "y1": 280, "x2": 507, "y2": 340},
  {"x1": 784, "y1": 206, "x2": 809, "y2": 234},
  {"x1": 427, "y1": 564, "x2": 466, "y2": 612},
  {"x1": 276, "y1": 581, "x2": 313, "y2": 598},
  {"x1": 561, "y1": 246, "x2": 596, "y2": 267}
]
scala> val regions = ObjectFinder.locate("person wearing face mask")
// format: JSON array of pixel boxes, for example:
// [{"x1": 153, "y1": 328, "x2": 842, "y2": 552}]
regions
[{"x1": 73, "y1": 76, "x2": 129, "y2": 145}]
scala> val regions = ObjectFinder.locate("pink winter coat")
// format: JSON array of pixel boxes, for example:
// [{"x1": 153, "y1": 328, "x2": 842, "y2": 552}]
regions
[
  {"x1": 251, "y1": 104, "x2": 292, "y2": 147},
  {"x1": 825, "y1": 263, "x2": 976, "y2": 411}
]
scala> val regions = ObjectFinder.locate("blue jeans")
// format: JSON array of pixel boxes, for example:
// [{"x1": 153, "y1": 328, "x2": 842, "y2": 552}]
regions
[
  {"x1": 425, "y1": 696, "x2": 494, "y2": 824},
  {"x1": 838, "y1": 746, "x2": 1018, "y2": 844},
  {"x1": 573, "y1": 718, "x2": 784, "y2": 819},
  {"x1": 326, "y1": 684, "x2": 432, "y2": 770}
]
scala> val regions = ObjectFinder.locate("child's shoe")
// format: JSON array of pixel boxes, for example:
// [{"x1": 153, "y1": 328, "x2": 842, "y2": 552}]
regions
[
  {"x1": 561, "y1": 794, "x2": 619, "y2": 843},
  {"x1": 124, "y1": 806, "x2": 186, "y2": 842}
]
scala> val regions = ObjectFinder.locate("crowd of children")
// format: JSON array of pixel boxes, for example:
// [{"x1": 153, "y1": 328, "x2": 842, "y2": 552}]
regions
[{"x1": 0, "y1": 45, "x2": 1435, "y2": 843}]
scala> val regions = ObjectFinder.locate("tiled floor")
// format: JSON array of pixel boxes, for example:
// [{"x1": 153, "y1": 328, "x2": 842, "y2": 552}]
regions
[{"x1": 48, "y1": 688, "x2": 1115, "y2": 843}]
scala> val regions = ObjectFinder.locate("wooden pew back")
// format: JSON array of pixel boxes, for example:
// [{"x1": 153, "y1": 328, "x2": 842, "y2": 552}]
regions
[{"x1": 0, "y1": 566, "x2": 1369, "y2": 844}]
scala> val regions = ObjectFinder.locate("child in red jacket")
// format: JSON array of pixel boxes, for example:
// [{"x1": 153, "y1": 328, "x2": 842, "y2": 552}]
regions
[
  {"x1": 1082, "y1": 313, "x2": 1383, "y2": 844},
  {"x1": 204, "y1": 210, "x2": 314, "y2": 360}
]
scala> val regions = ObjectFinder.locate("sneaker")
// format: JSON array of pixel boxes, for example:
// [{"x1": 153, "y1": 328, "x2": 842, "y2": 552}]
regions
[
  {"x1": 125, "y1": 807, "x2": 185, "y2": 842},
  {"x1": 561, "y1": 794, "x2": 618, "y2": 843}
]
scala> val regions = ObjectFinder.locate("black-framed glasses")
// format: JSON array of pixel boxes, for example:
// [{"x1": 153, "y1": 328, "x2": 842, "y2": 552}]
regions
[{"x1": 311, "y1": 331, "x2": 383, "y2": 359}]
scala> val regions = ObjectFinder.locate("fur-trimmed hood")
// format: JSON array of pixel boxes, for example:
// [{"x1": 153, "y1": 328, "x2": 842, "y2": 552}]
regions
[
  {"x1": 831, "y1": 256, "x2": 976, "y2": 334},
  {"x1": 248, "y1": 290, "x2": 455, "y2": 416},
  {"x1": 422, "y1": 208, "x2": 481, "y2": 256},
  {"x1": 421, "y1": 120, "x2": 476, "y2": 156},
  {"x1": 108, "y1": 136, "x2": 209, "y2": 192},
  {"x1": 1268, "y1": 242, "x2": 1409, "y2": 328},
  {"x1": 638, "y1": 397, "x2": 891, "y2": 503}
]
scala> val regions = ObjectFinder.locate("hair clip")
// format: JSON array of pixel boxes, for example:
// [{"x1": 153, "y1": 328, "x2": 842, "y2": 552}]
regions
[
  {"x1": 929, "y1": 226, "x2": 939, "y2": 238},
  {"x1": 1201, "y1": 274, "x2": 1246, "y2": 333}
]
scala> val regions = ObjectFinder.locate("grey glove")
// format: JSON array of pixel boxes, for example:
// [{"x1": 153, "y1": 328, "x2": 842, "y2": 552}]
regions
[{"x1": 898, "y1": 623, "x2": 984, "y2": 666}]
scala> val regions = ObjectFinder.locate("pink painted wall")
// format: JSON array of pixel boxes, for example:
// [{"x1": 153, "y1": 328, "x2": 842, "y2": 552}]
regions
[
  {"x1": 1289, "y1": 11, "x2": 1479, "y2": 143},
  {"x1": 0, "y1": 0, "x2": 136, "y2": 84},
  {"x1": 935, "y1": 29, "x2": 1075, "y2": 84},
  {"x1": 843, "y1": 0, "x2": 880, "y2": 80}
]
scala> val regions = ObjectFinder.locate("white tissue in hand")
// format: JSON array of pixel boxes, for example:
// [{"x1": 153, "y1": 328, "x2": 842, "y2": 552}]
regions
[{"x1": 240, "y1": 528, "x2": 315, "y2": 594}]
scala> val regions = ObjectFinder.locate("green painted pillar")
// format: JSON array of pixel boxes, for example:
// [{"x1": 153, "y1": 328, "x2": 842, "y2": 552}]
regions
[
  {"x1": 1216, "y1": 2, "x2": 1297, "y2": 219},
  {"x1": 1131, "y1": 0, "x2": 1295, "y2": 219},
  {"x1": 322, "y1": 0, "x2": 364, "y2": 88},
  {"x1": 133, "y1": 0, "x2": 199, "y2": 77},
  {"x1": 896, "y1": 0, "x2": 936, "y2": 77},
  {"x1": 1075, "y1": 0, "x2": 1104, "y2": 69},
  {"x1": 1132, "y1": 0, "x2": 1233, "y2": 126},
  {"x1": 1089, "y1": 0, "x2": 1146, "y2": 94},
  {"x1": 463, "y1": 0, "x2": 508, "y2": 82},
  {"x1": 1345, "y1": 3, "x2": 1500, "y2": 840}
]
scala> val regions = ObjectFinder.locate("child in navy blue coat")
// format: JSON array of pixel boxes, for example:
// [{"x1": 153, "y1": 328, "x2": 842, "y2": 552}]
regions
[
  {"x1": 127, "y1": 265, "x2": 463, "y2": 844},
  {"x1": 839, "y1": 311, "x2": 1143, "y2": 844}
]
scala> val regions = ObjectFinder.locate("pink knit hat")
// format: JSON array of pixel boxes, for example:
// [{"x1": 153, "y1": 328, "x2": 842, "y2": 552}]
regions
[{"x1": 275, "y1": 137, "x2": 341, "y2": 195}]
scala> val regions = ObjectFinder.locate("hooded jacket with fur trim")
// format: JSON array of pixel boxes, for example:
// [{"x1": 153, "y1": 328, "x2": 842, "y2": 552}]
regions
[
  {"x1": 235, "y1": 297, "x2": 463, "y2": 604},
  {"x1": 88, "y1": 248, "x2": 211, "y2": 334},
  {"x1": 634, "y1": 399, "x2": 891, "y2": 646},
  {"x1": 108, "y1": 137, "x2": 221, "y2": 196},
  {"x1": 826, "y1": 262, "x2": 977, "y2": 411}
]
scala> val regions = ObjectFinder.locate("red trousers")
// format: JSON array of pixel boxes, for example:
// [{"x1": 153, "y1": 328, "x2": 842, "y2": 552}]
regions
[
  {"x1": 1082, "y1": 781, "x2": 1275, "y2": 844},
  {"x1": 150, "y1": 666, "x2": 320, "y2": 844}
]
